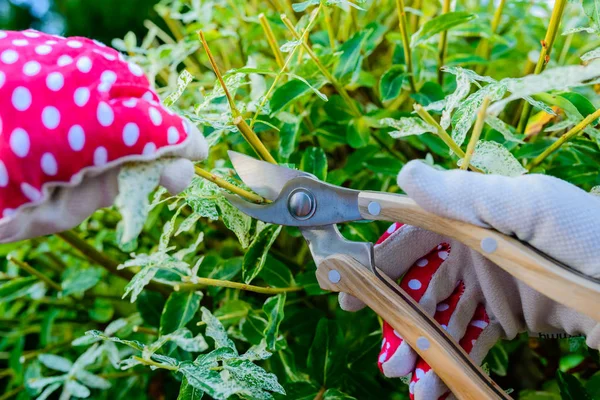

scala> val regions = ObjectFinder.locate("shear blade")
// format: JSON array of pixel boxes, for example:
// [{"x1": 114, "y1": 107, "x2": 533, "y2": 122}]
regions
[{"x1": 228, "y1": 151, "x2": 313, "y2": 200}]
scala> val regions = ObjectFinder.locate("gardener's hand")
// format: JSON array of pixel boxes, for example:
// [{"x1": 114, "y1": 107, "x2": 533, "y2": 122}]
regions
[
  {"x1": 0, "y1": 30, "x2": 208, "y2": 243},
  {"x1": 340, "y1": 160, "x2": 600, "y2": 400}
]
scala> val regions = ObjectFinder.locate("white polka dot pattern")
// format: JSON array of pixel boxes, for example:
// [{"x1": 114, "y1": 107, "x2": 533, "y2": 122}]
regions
[{"x1": 0, "y1": 29, "x2": 191, "y2": 218}]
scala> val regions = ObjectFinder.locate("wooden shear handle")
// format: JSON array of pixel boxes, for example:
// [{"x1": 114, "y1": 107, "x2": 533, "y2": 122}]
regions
[
  {"x1": 358, "y1": 192, "x2": 600, "y2": 322},
  {"x1": 317, "y1": 254, "x2": 509, "y2": 400}
]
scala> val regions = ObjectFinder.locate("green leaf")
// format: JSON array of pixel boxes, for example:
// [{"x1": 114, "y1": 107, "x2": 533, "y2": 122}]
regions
[
  {"x1": 301, "y1": 147, "x2": 328, "y2": 180},
  {"x1": 483, "y1": 343, "x2": 508, "y2": 377},
  {"x1": 270, "y1": 79, "x2": 326, "y2": 115},
  {"x1": 347, "y1": 117, "x2": 371, "y2": 148},
  {"x1": 411, "y1": 12, "x2": 476, "y2": 48},
  {"x1": 242, "y1": 225, "x2": 283, "y2": 284},
  {"x1": 334, "y1": 31, "x2": 368, "y2": 81},
  {"x1": 258, "y1": 256, "x2": 296, "y2": 288},
  {"x1": 160, "y1": 291, "x2": 201, "y2": 336},
  {"x1": 0, "y1": 277, "x2": 38, "y2": 302},
  {"x1": 61, "y1": 266, "x2": 102, "y2": 296},
  {"x1": 137, "y1": 291, "x2": 166, "y2": 327},
  {"x1": 88, "y1": 298, "x2": 114, "y2": 323},
  {"x1": 263, "y1": 294, "x2": 286, "y2": 351},
  {"x1": 292, "y1": 0, "x2": 320, "y2": 12},
  {"x1": 379, "y1": 66, "x2": 406, "y2": 102},
  {"x1": 583, "y1": 0, "x2": 600, "y2": 32},
  {"x1": 323, "y1": 388, "x2": 358, "y2": 399},
  {"x1": 586, "y1": 372, "x2": 600, "y2": 399},
  {"x1": 556, "y1": 370, "x2": 592, "y2": 400},
  {"x1": 279, "y1": 121, "x2": 301, "y2": 160},
  {"x1": 177, "y1": 377, "x2": 204, "y2": 400},
  {"x1": 307, "y1": 319, "x2": 342, "y2": 386}
]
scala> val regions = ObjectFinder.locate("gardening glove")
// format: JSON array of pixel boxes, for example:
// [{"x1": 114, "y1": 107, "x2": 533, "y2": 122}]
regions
[
  {"x1": 339, "y1": 160, "x2": 600, "y2": 400},
  {"x1": 0, "y1": 30, "x2": 208, "y2": 243}
]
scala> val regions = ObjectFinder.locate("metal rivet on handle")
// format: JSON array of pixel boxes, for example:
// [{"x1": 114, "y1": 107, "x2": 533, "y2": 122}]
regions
[
  {"x1": 416, "y1": 337, "x2": 430, "y2": 351},
  {"x1": 328, "y1": 270, "x2": 341, "y2": 284},
  {"x1": 367, "y1": 201, "x2": 381, "y2": 216},
  {"x1": 481, "y1": 237, "x2": 498, "y2": 253}
]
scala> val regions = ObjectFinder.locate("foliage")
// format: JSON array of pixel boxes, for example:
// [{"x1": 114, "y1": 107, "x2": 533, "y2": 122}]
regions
[{"x1": 2, "y1": 0, "x2": 600, "y2": 399}]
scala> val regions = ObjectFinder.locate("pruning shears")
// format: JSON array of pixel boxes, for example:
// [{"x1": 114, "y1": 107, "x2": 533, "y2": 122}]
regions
[{"x1": 225, "y1": 151, "x2": 600, "y2": 400}]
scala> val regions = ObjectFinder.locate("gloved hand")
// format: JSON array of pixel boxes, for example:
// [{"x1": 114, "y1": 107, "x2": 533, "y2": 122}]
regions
[
  {"x1": 340, "y1": 160, "x2": 600, "y2": 400},
  {"x1": 0, "y1": 30, "x2": 208, "y2": 243}
]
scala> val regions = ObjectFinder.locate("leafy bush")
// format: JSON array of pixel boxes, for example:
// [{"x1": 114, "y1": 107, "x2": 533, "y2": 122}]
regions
[{"x1": 2, "y1": 0, "x2": 600, "y2": 399}]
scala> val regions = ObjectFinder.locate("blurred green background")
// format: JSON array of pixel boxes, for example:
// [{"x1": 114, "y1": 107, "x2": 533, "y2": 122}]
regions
[{"x1": 0, "y1": 0, "x2": 159, "y2": 44}]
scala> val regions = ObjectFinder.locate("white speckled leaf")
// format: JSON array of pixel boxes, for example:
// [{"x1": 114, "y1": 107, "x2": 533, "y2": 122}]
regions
[
  {"x1": 582, "y1": 48, "x2": 600, "y2": 61},
  {"x1": 485, "y1": 115, "x2": 525, "y2": 143},
  {"x1": 458, "y1": 140, "x2": 527, "y2": 176},
  {"x1": 164, "y1": 69, "x2": 193, "y2": 106},
  {"x1": 440, "y1": 69, "x2": 474, "y2": 129},
  {"x1": 488, "y1": 60, "x2": 600, "y2": 115},
  {"x1": 380, "y1": 117, "x2": 436, "y2": 138},
  {"x1": 452, "y1": 83, "x2": 507, "y2": 147},
  {"x1": 115, "y1": 161, "x2": 165, "y2": 245}
]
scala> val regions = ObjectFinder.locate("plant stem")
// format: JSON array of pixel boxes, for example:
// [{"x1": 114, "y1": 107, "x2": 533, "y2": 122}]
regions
[
  {"x1": 196, "y1": 310, "x2": 249, "y2": 326},
  {"x1": 323, "y1": 5, "x2": 336, "y2": 49},
  {"x1": 414, "y1": 105, "x2": 465, "y2": 157},
  {"x1": 259, "y1": 14, "x2": 286, "y2": 70},
  {"x1": 437, "y1": 0, "x2": 452, "y2": 84},
  {"x1": 528, "y1": 108, "x2": 600, "y2": 169},
  {"x1": 20, "y1": 339, "x2": 73, "y2": 363},
  {"x1": 198, "y1": 31, "x2": 277, "y2": 164},
  {"x1": 280, "y1": 13, "x2": 362, "y2": 117},
  {"x1": 55, "y1": 230, "x2": 171, "y2": 296},
  {"x1": 0, "y1": 385, "x2": 23, "y2": 400},
  {"x1": 7, "y1": 256, "x2": 62, "y2": 292},
  {"x1": 395, "y1": 0, "x2": 416, "y2": 92},
  {"x1": 175, "y1": 277, "x2": 302, "y2": 295},
  {"x1": 133, "y1": 326, "x2": 158, "y2": 335},
  {"x1": 516, "y1": 0, "x2": 567, "y2": 133},
  {"x1": 251, "y1": 6, "x2": 322, "y2": 128},
  {"x1": 558, "y1": 32, "x2": 573, "y2": 65},
  {"x1": 234, "y1": 117, "x2": 277, "y2": 164},
  {"x1": 476, "y1": 0, "x2": 506, "y2": 74},
  {"x1": 133, "y1": 356, "x2": 179, "y2": 371},
  {"x1": 414, "y1": 105, "x2": 482, "y2": 172},
  {"x1": 409, "y1": 0, "x2": 422, "y2": 34},
  {"x1": 194, "y1": 166, "x2": 268, "y2": 204},
  {"x1": 461, "y1": 97, "x2": 490, "y2": 170}
]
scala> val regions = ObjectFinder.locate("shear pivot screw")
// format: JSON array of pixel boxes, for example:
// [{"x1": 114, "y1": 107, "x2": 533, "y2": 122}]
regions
[{"x1": 288, "y1": 189, "x2": 316, "y2": 220}]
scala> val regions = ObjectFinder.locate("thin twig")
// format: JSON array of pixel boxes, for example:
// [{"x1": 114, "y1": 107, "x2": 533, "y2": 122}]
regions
[
  {"x1": 55, "y1": 231, "x2": 171, "y2": 296},
  {"x1": 175, "y1": 277, "x2": 302, "y2": 295},
  {"x1": 259, "y1": 14, "x2": 286, "y2": 70},
  {"x1": 198, "y1": 31, "x2": 277, "y2": 164},
  {"x1": 528, "y1": 108, "x2": 600, "y2": 169},
  {"x1": 517, "y1": 0, "x2": 567, "y2": 133},
  {"x1": 133, "y1": 356, "x2": 179, "y2": 371},
  {"x1": 461, "y1": 97, "x2": 490, "y2": 170},
  {"x1": 395, "y1": 0, "x2": 416, "y2": 92},
  {"x1": 413, "y1": 105, "x2": 482, "y2": 172},
  {"x1": 194, "y1": 166, "x2": 268, "y2": 204},
  {"x1": 0, "y1": 385, "x2": 23, "y2": 400},
  {"x1": 7, "y1": 256, "x2": 62, "y2": 292},
  {"x1": 437, "y1": 0, "x2": 452, "y2": 84},
  {"x1": 280, "y1": 12, "x2": 362, "y2": 116},
  {"x1": 251, "y1": 6, "x2": 322, "y2": 128},
  {"x1": 476, "y1": 0, "x2": 506, "y2": 74},
  {"x1": 133, "y1": 326, "x2": 158, "y2": 336}
]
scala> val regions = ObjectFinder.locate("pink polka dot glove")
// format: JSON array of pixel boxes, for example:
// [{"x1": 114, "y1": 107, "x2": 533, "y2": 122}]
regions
[
  {"x1": 340, "y1": 161, "x2": 600, "y2": 400},
  {"x1": 0, "y1": 30, "x2": 208, "y2": 243}
]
